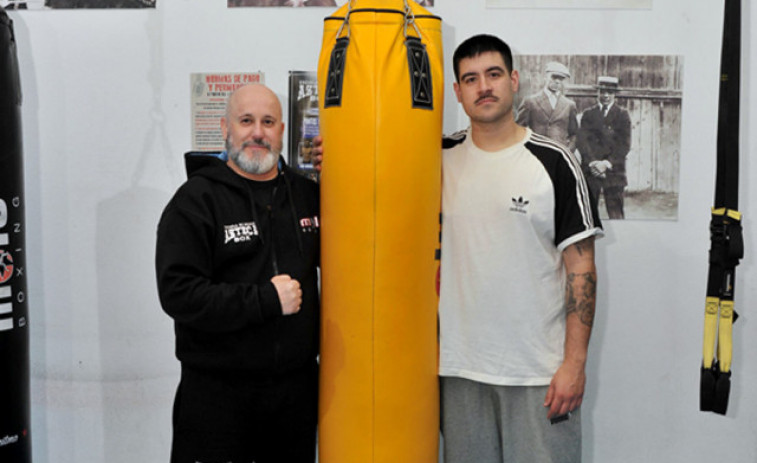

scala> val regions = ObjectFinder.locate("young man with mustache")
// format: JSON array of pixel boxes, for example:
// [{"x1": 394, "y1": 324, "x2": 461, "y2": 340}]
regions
[{"x1": 438, "y1": 34, "x2": 603, "y2": 463}]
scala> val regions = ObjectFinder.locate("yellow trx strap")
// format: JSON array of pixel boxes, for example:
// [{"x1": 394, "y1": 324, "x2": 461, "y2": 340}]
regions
[
  {"x1": 700, "y1": 0, "x2": 743, "y2": 418},
  {"x1": 702, "y1": 208, "x2": 741, "y2": 376}
]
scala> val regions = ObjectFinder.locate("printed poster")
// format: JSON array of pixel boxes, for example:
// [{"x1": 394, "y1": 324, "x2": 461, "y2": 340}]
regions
[
  {"x1": 190, "y1": 72, "x2": 265, "y2": 152},
  {"x1": 288, "y1": 71, "x2": 319, "y2": 181}
]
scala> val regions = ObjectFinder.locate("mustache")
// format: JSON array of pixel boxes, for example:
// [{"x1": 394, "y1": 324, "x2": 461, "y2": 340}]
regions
[
  {"x1": 475, "y1": 92, "x2": 498, "y2": 104},
  {"x1": 242, "y1": 139, "x2": 272, "y2": 150}
]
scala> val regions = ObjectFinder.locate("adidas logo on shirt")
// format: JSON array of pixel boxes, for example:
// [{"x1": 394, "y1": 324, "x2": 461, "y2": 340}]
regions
[{"x1": 510, "y1": 196, "x2": 529, "y2": 214}]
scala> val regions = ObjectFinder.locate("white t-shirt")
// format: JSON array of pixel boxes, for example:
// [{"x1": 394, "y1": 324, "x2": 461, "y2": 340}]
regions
[{"x1": 439, "y1": 128, "x2": 603, "y2": 386}]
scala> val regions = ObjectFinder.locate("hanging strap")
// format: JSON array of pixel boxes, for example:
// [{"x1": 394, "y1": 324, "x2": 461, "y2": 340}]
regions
[
  {"x1": 324, "y1": 0, "x2": 433, "y2": 110},
  {"x1": 700, "y1": 0, "x2": 743, "y2": 416}
]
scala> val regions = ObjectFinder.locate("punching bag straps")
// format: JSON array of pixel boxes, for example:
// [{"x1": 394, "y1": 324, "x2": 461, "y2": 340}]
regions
[
  {"x1": 324, "y1": 0, "x2": 353, "y2": 108},
  {"x1": 325, "y1": 0, "x2": 434, "y2": 110},
  {"x1": 405, "y1": 37, "x2": 432, "y2": 109},
  {"x1": 324, "y1": 37, "x2": 348, "y2": 108},
  {"x1": 700, "y1": 0, "x2": 742, "y2": 416},
  {"x1": 404, "y1": 1, "x2": 432, "y2": 109},
  {"x1": 404, "y1": 0, "x2": 434, "y2": 109}
]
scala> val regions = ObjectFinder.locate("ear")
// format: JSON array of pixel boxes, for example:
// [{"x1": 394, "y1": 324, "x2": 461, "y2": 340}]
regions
[
  {"x1": 220, "y1": 117, "x2": 228, "y2": 140},
  {"x1": 453, "y1": 82, "x2": 462, "y2": 103},
  {"x1": 510, "y1": 69, "x2": 520, "y2": 93}
]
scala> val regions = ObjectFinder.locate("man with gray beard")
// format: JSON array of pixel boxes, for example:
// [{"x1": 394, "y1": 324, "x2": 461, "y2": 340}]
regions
[{"x1": 156, "y1": 84, "x2": 321, "y2": 462}]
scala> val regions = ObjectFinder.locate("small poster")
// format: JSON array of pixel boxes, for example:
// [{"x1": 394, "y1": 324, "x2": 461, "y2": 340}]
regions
[
  {"x1": 288, "y1": 71, "x2": 319, "y2": 181},
  {"x1": 3, "y1": 0, "x2": 156, "y2": 8},
  {"x1": 190, "y1": 72, "x2": 265, "y2": 152}
]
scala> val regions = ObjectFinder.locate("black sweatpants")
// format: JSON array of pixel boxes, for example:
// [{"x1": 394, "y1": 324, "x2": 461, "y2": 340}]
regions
[{"x1": 170, "y1": 362, "x2": 318, "y2": 463}]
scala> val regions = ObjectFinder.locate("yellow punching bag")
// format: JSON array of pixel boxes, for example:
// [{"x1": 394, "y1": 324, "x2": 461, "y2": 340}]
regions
[{"x1": 317, "y1": 1, "x2": 443, "y2": 462}]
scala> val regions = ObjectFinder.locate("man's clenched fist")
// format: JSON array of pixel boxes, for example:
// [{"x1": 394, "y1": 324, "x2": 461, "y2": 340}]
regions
[{"x1": 271, "y1": 274, "x2": 302, "y2": 315}]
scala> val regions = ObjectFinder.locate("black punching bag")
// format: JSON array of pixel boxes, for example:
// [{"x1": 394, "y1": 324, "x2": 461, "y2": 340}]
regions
[{"x1": 0, "y1": 9, "x2": 31, "y2": 463}]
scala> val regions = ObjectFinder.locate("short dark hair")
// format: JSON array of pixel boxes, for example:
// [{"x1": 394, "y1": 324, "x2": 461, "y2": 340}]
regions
[{"x1": 453, "y1": 34, "x2": 514, "y2": 82}]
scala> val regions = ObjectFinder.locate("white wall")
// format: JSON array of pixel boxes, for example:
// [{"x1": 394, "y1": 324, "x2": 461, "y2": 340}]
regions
[{"x1": 6, "y1": 0, "x2": 755, "y2": 461}]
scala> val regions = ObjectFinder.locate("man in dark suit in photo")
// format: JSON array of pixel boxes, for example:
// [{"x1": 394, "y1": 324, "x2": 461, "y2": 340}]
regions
[
  {"x1": 516, "y1": 61, "x2": 579, "y2": 152},
  {"x1": 577, "y1": 76, "x2": 632, "y2": 219}
]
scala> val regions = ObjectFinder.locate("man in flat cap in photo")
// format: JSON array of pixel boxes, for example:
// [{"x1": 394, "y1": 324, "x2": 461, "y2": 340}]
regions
[
  {"x1": 577, "y1": 76, "x2": 632, "y2": 219},
  {"x1": 516, "y1": 61, "x2": 579, "y2": 152}
]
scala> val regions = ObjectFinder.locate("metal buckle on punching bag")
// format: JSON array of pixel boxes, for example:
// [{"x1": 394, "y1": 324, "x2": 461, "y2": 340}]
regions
[
  {"x1": 404, "y1": 1, "x2": 432, "y2": 110},
  {"x1": 324, "y1": 1, "x2": 352, "y2": 108}
]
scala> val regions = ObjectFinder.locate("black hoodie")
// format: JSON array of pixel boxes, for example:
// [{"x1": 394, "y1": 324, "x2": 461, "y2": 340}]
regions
[{"x1": 156, "y1": 153, "x2": 320, "y2": 375}]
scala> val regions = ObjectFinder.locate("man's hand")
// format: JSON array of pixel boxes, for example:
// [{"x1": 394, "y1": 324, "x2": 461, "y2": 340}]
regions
[
  {"x1": 271, "y1": 274, "x2": 302, "y2": 315},
  {"x1": 589, "y1": 160, "x2": 611, "y2": 178},
  {"x1": 543, "y1": 360, "x2": 586, "y2": 419},
  {"x1": 312, "y1": 135, "x2": 323, "y2": 172}
]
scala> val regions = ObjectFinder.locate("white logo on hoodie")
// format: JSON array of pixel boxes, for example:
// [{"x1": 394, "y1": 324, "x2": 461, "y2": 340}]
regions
[{"x1": 224, "y1": 221, "x2": 259, "y2": 244}]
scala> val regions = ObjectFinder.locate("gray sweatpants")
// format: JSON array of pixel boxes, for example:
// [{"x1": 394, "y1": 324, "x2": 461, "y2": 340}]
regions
[{"x1": 440, "y1": 376, "x2": 582, "y2": 463}]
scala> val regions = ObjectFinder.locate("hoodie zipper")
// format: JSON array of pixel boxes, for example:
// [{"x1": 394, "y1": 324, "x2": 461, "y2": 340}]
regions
[{"x1": 269, "y1": 185, "x2": 279, "y2": 275}]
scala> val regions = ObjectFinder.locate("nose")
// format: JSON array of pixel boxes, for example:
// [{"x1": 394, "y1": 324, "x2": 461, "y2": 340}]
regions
[
  {"x1": 478, "y1": 76, "x2": 493, "y2": 93},
  {"x1": 250, "y1": 121, "x2": 265, "y2": 139}
]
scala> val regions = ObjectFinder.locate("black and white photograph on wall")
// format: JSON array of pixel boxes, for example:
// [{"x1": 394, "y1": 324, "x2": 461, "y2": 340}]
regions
[
  {"x1": 288, "y1": 71, "x2": 320, "y2": 181},
  {"x1": 228, "y1": 0, "x2": 433, "y2": 7},
  {"x1": 486, "y1": 0, "x2": 649, "y2": 8},
  {"x1": 514, "y1": 54, "x2": 683, "y2": 220},
  {"x1": 3, "y1": 0, "x2": 155, "y2": 8}
]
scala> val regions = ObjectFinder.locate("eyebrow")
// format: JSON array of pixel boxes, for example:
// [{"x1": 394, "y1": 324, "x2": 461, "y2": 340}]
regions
[
  {"x1": 460, "y1": 66, "x2": 507, "y2": 81},
  {"x1": 237, "y1": 112, "x2": 277, "y2": 120}
]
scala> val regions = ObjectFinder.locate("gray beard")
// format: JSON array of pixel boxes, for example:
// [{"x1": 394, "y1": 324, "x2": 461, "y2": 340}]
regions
[{"x1": 227, "y1": 139, "x2": 279, "y2": 176}]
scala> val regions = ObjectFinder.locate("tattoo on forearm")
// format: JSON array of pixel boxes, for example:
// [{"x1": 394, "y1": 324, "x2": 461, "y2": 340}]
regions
[{"x1": 566, "y1": 272, "x2": 596, "y2": 327}]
